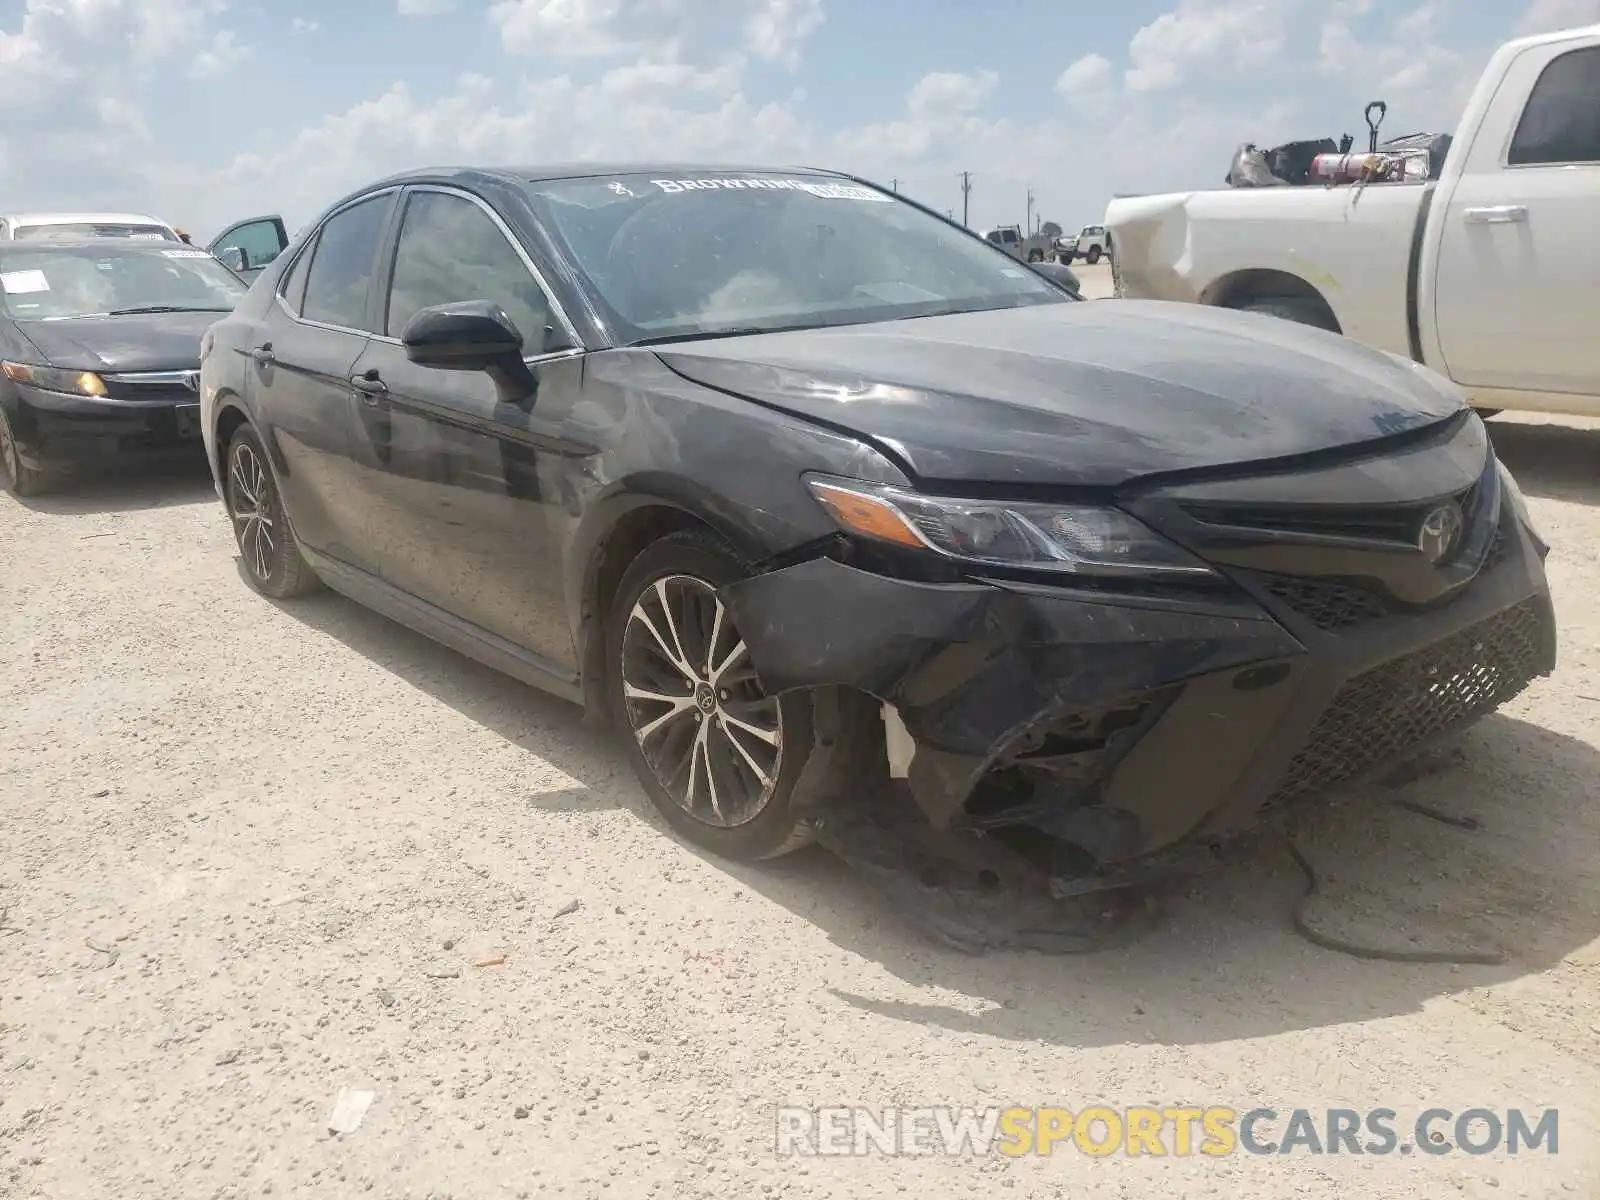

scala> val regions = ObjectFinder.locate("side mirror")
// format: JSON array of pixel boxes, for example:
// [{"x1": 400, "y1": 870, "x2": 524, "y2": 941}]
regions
[
  {"x1": 401, "y1": 300, "x2": 538, "y2": 405},
  {"x1": 218, "y1": 246, "x2": 248, "y2": 272}
]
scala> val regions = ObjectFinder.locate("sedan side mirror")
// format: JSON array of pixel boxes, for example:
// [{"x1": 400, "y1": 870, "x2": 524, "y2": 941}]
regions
[
  {"x1": 218, "y1": 246, "x2": 248, "y2": 273},
  {"x1": 401, "y1": 300, "x2": 538, "y2": 405}
]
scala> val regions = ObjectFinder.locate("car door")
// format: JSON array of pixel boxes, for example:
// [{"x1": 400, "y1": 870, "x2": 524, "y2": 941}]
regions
[
  {"x1": 250, "y1": 191, "x2": 397, "y2": 573},
  {"x1": 1432, "y1": 39, "x2": 1600, "y2": 397},
  {"x1": 347, "y1": 185, "x2": 586, "y2": 671},
  {"x1": 208, "y1": 215, "x2": 290, "y2": 283}
]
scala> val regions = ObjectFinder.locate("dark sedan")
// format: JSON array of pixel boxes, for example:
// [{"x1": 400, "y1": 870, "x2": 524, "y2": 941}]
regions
[
  {"x1": 199, "y1": 164, "x2": 1555, "y2": 900},
  {"x1": 1, "y1": 239, "x2": 245, "y2": 494}
]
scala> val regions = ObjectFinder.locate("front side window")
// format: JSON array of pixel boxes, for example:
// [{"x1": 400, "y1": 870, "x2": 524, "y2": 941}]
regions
[
  {"x1": 213, "y1": 220, "x2": 285, "y2": 270},
  {"x1": 385, "y1": 191, "x2": 558, "y2": 352},
  {"x1": 278, "y1": 235, "x2": 316, "y2": 314},
  {"x1": 0, "y1": 246, "x2": 245, "y2": 320},
  {"x1": 526, "y1": 172, "x2": 1062, "y2": 344},
  {"x1": 301, "y1": 195, "x2": 392, "y2": 331},
  {"x1": 1509, "y1": 46, "x2": 1600, "y2": 165}
]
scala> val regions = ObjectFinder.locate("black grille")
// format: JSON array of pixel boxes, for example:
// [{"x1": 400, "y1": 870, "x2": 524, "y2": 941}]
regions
[
  {"x1": 1182, "y1": 484, "x2": 1476, "y2": 544},
  {"x1": 102, "y1": 381, "x2": 195, "y2": 404},
  {"x1": 1260, "y1": 576, "x2": 1389, "y2": 632},
  {"x1": 1268, "y1": 596, "x2": 1550, "y2": 804}
]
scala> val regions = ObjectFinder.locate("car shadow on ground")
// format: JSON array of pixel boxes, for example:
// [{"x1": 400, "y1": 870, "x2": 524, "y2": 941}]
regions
[
  {"x1": 15, "y1": 455, "x2": 215, "y2": 514},
  {"x1": 270, "y1": 578, "x2": 1600, "y2": 1049},
  {"x1": 1489, "y1": 419, "x2": 1600, "y2": 505}
]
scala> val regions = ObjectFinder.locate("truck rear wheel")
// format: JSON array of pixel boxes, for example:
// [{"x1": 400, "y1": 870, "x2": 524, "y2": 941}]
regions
[
  {"x1": 1086, "y1": 247, "x2": 1103, "y2": 265},
  {"x1": 1235, "y1": 296, "x2": 1340, "y2": 333}
]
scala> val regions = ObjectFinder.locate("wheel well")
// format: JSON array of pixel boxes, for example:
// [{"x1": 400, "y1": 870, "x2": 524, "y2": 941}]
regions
[
  {"x1": 213, "y1": 402, "x2": 249, "y2": 482},
  {"x1": 1205, "y1": 269, "x2": 1340, "y2": 330},
  {"x1": 579, "y1": 503, "x2": 713, "y2": 720}
]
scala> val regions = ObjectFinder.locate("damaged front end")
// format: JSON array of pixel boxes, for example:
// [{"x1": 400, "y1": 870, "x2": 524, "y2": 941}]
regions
[{"x1": 721, "y1": 547, "x2": 1309, "y2": 909}]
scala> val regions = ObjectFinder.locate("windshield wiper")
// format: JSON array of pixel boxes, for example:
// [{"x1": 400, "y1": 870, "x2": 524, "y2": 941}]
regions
[
  {"x1": 107, "y1": 305, "x2": 233, "y2": 315},
  {"x1": 627, "y1": 321, "x2": 835, "y2": 347}
]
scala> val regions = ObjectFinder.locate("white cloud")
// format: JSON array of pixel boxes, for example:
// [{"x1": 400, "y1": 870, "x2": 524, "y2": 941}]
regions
[
  {"x1": 1056, "y1": 53, "x2": 1115, "y2": 112},
  {"x1": 398, "y1": 0, "x2": 454, "y2": 13},
  {"x1": 490, "y1": 0, "x2": 630, "y2": 56},
  {"x1": 745, "y1": 0, "x2": 824, "y2": 68},
  {"x1": 905, "y1": 70, "x2": 997, "y2": 120},
  {"x1": 1517, "y1": 0, "x2": 1600, "y2": 32},
  {"x1": 190, "y1": 28, "x2": 247, "y2": 78},
  {"x1": 290, "y1": 17, "x2": 321, "y2": 34},
  {"x1": 1126, "y1": 0, "x2": 1289, "y2": 92}
]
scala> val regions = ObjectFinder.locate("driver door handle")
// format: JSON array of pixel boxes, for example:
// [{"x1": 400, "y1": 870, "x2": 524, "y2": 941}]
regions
[
  {"x1": 351, "y1": 371, "x2": 388, "y2": 405},
  {"x1": 250, "y1": 344, "x2": 274, "y2": 366},
  {"x1": 1462, "y1": 205, "x2": 1528, "y2": 224}
]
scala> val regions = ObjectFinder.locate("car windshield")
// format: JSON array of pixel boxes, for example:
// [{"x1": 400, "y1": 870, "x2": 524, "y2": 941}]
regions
[
  {"x1": 524, "y1": 172, "x2": 1066, "y2": 344},
  {"x1": 0, "y1": 245, "x2": 246, "y2": 320},
  {"x1": 12, "y1": 223, "x2": 178, "y2": 242}
]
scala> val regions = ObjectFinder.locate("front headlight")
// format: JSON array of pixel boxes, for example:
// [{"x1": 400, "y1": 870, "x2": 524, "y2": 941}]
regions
[
  {"x1": 1, "y1": 361, "x2": 107, "y2": 397},
  {"x1": 1496, "y1": 459, "x2": 1542, "y2": 543},
  {"x1": 805, "y1": 474, "x2": 1217, "y2": 578}
]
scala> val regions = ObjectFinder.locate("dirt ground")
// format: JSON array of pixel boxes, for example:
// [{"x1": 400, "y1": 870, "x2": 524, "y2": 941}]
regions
[{"x1": 2, "y1": 339, "x2": 1598, "y2": 1196}]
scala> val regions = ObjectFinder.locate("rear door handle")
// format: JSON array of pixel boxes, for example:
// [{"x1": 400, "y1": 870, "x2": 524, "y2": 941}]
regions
[
  {"x1": 250, "y1": 344, "x2": 274, "y2": 366},
  {"x1": 1462, "y1": 205, "x2": 1528, "y2": 224}
]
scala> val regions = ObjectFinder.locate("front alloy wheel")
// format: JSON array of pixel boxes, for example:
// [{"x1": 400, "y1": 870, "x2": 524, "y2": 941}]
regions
[
  {"x1": 621, "y1": 574, "x2": 783, "y2": 827},
  {"x1": 607, "y1": 528, "x2": 820, "y2": 860}
]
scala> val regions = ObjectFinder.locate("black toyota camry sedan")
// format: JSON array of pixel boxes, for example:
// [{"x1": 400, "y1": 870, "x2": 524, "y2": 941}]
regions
[
  {"x1": 199, "y1": 163, "x2": 1555, "y2": 896},
  {"x1": 1, "y1": 239, "x2": 245, "y2": 494}
]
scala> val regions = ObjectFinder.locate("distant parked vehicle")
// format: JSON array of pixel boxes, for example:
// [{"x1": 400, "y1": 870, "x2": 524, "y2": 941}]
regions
[
  {"x1": 981, "y1": 224, "x2": 1061, "y2": 263},
  {"x1": 0, "y1": 238, "x2": 246, "y2": 494},
  {"x1": 1066, "y1": 225, "x2": 1111, "y2": 264},
  {"x1": 1, "y1": 212, "x2": 182, "y2": 242}
]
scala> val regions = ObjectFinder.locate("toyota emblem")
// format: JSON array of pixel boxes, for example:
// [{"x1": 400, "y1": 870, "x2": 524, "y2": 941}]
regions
[{"x1": 1416, "y1": 503, "x2": 1463, "y2": 564}]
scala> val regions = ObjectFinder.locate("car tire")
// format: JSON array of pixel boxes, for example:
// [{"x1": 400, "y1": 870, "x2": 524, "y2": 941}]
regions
[
  {"x1": 1236, "y1": 296, "x2": 1340, "y2": 333},
  {"x1": 0, "y1": 408, "x2": 46, "y2": 497},
  {"x1": 1027, "y1": 250, "x2": 1044, "y2": 262},
  {"x1": 606, "y1": 526, "x2": 823, "y2": 861},
  {"x1": 224, "y1": 424, "x2": 320, "y2": 599},
  {"x1": 1086, "y1": 247, "x2": 1102, "y2": 265}
]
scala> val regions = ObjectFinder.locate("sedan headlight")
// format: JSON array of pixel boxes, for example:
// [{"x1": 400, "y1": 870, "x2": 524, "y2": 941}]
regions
[
  {"x1": 805, "y1": 474, "x2": 1216, "y2": 578},
  {"x1": 1, "y1": 361, "x2": 108, "y2": 397},
  {"x1": 1496, "y1": 459, "x2": 1542, "y2": 543}
]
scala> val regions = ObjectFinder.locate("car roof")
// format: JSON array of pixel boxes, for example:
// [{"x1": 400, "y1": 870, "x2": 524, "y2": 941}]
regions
[
  {"x1": 359, "y1": 163, "x2": 855, "y2": 192},
  {"x1": 4, "y1": 211, "x2": 172, "y2": 227}
]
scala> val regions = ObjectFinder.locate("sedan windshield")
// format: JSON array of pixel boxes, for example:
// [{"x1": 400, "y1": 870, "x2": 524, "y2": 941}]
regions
[
  {"x1": 525, "y1": 171, "x2": 1067, "y2": 343},
  {"x1": 0, "y1": 246, "x2": 246, "y2": 320},
  {"x1": 12, "y1": 223, "x2": 178, "y2": 242}
]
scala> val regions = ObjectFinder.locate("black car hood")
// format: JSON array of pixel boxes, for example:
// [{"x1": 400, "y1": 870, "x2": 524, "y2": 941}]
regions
[
  {"x1": 15, "y1": 312, "x2": 220, "y2": 372},
  {"x1": 656, "y1": 301, "x2": 1464, "y2": 488}
]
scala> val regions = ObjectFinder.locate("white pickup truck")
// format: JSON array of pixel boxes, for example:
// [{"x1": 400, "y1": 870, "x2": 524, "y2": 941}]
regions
[{"x1": 1106, "y1": 24, "x2": 1600, "y2": 418}]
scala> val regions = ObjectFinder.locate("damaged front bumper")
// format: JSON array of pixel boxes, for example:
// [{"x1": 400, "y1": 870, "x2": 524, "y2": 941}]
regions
[{"x1": 721, "y1": 516, "x2": 1557, "y2": 893}]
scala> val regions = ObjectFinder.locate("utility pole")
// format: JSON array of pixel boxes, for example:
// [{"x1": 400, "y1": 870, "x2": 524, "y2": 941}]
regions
[
  {"x1": 891, "y1": 177, "x2": 898, "y2": 193},
  {"x1": 1025, "y1": 184, "x2": 1035, "y2": 235},
  {"x1": 958, "y1": 171, "x2": 972, "y2": 227}
]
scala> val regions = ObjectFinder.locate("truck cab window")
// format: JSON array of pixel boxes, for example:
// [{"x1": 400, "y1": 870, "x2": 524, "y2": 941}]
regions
[{"x1": 1509, "y1": 46, "x2": 1600, "y2": 166}]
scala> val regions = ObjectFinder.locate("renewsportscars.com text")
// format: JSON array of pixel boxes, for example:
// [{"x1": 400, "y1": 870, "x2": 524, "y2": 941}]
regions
[{"x1": 774, "y1": 1106, "x2": 1559, "y2": 1158}]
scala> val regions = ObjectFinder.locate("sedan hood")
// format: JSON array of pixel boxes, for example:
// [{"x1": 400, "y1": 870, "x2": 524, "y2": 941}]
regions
[
  {"x1": 15, "y1": 312, "x2": 220, "y2": 372},
  {"x1": 657, "y1": 301, "x2": 1464, "y2": 488}
]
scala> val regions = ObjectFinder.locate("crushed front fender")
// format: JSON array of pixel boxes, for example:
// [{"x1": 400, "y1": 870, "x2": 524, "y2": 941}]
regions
[{"x1": 721, "y1": 557, "x2": 1305, "y2": 845}]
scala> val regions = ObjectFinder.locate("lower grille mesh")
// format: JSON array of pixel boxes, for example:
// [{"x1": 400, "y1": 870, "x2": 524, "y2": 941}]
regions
[
  {"x1": 1268, "y1": 596, "x2": 1550, "y2": 804},
  {"x1": 1262, "y1": 577, "x2": 1388, "y2": 632}
]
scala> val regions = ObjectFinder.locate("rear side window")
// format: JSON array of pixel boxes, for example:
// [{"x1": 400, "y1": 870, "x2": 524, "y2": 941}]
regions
[
  {"x1": 1509, "y1": 46, "x2": 1600, "y2": 165},
  {"x1": 279, "y1": 236, "x2": 315, "y2": 314},
  {"x1": 301, "y1": 195, "x2": 392, "y2": 330}
]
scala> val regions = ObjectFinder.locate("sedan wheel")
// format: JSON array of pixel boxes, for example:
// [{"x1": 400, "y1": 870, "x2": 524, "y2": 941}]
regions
[
  {"x1": 224, "y1": 425, "x2": 320, "y2": 598},
  {"x1": 621, "y1": 575, "x2": 783, "y2": 828},
  {"x1": 607, "y1": 528, "x2": 820, "y2": 860},
  {"x1": 0, "y1": 409, "x2": 45, "y2": 497}
]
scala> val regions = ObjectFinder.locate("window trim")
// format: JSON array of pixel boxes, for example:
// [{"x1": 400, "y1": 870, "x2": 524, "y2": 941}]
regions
[
  {"x1": 1503, "y1": 44, "x2": 1600, "y2": 170},
  {"x1": 369, "y1": 183, "x2": 584, "y2": 359},
  {"x1": 274, "y1": 186, "x2": 402, "y2": 335}
]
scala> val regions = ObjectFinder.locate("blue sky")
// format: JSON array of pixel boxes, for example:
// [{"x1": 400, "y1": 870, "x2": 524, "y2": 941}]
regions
[{"x1": 1, "y1": 0, "x2": 1594, "y2": 238}]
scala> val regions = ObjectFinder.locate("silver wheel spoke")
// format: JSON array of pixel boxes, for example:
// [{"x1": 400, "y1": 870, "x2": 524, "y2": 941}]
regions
[
  {"x1": 708, "y1": 638, "x2": 747, "y2": 688},
  {"x1": 717, "y1": 714, "x2": 773, "y2": 788},
  {"x1": 719, "y1": 708, "x2": 779, "y2": 747},
  {"x1": 624, "y1": 682, "x2": 695, "y2": 740},
  {"x1": 633, "y1": 608, "x2": 696, "y2": 684},
  {"x1": 704, "y1": 599, "x2": 725, "y2": 676}
]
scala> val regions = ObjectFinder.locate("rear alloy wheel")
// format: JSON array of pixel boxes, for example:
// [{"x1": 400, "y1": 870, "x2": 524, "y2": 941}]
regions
[
  {"x1": 225, "y1": 425, "x2": 319, "y2": 598},
  {"x1": 0, "y1": 408, "x2": 45, "y2": 497},
  {"x1": 608, "y1": 528, "x2": 818, "y2": 860}
]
